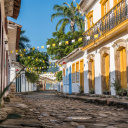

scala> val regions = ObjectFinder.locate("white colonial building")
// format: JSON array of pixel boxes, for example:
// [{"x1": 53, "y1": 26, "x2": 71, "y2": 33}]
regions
[{"x1": 58, "y1": 0, "x2": 128, "y2": 95}]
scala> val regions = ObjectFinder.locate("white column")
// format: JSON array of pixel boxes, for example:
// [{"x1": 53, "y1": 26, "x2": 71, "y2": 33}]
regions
[
  {"x1": 95, "y1": 51, "x2": 102, "y2": 95},
  {"x1": 110, "y1": 46, "x2": 116, "y2": 95},
  {"x1": 84, "y1": 50, "x2": 89, "y2": 93}
]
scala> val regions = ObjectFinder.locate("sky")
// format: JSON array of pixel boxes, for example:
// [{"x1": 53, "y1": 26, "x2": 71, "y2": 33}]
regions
[{"x1": 8, "y1": 0, "x2": 80, "y2": 52}]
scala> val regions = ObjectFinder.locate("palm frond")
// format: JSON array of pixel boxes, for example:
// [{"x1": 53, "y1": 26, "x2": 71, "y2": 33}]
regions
[
  {"x1": 51, "y1": 2, "x2": 85, "y2": 32},
  {"x1": 53, "y1": 5, "x2": 67, "y2": 12},
  {"x1": 20, "y1": 30, "x2": 25, "y2": 35},
  {"x1": 59, "y1": 19, "x2": 70, "y2": 33},
  {"x1": 19, "y1": 42, "x2": 25, "y2": 49},
  {"x1": 51, "y1": 13, "x2": 64, "y2": 22},
  {"x1": 56, "y1": 18, "x2": 69, "y2": 31},
  {"x1": 63, "y1": 2, "x2": 70, "y2": 8},
  {"x1": 20, "y1": 36, "x2": 29, "y2": 42}
]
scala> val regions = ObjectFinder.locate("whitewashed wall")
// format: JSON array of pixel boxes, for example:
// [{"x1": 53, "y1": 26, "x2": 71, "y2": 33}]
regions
[
  {"x1": 84, "y1": 31, "x2": 128, "y2": 95},
  {"x1": 62, "y1": 31, "x2": 128, "y2": 95},
  {"x1": 61, "y1": 0, "x2": 128, "y2": 95}
]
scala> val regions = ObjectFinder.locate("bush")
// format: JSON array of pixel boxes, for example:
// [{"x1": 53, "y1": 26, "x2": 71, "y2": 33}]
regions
[
  {"x1": 90, "y1": 88, "x2": 95, "y2": 94},
  {"x1": 79, "y1": 85, "x2": 84, "y2": 94},
  {"x1": 56, "y1": 71, "x2": 62, "y2": 82},
  {"x1": 25, "y1": 72, "x2": 39, "y2": 83},
  {"x1": 111, "y1": 79, "x2": 127, "y2": 96}
]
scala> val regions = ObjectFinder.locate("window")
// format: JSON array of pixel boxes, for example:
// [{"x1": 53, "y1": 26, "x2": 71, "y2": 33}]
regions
[
  {"x1": 72, "y1": 63, "x2": 75, "y2": 83},
  {"x1": 76, "y1": 61, "x2": 79, "y2": 82},
  {"x1": 100, "y1": 0, "x2": 110, "y2": 17},
  {"x1": 87, "y1": 10, "x2": 93, "y2": 29}
]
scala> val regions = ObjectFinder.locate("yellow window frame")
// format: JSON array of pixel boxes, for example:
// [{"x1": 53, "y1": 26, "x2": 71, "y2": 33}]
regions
[
  {"x1": 100, "y1": 0, "x2": 110, "y2": 17},
  {"x1": 114, "y1": 0, "x2": 121, "y2": 6},
  {"x1": 72, "y1": 63, "x2": 75, "y2": 83},
  {"x1": 87, "y1": 10, "x2": 93, "y2": 29}
]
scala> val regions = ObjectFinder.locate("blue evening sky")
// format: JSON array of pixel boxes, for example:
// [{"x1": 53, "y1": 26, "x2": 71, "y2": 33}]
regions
[{"x1": 8, "y1": 0, "x2": 80, "y2": 52}]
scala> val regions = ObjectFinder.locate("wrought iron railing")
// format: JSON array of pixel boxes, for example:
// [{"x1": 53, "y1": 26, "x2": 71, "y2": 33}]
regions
[{"x1": 83, "y1": 0, "x2": 128, "y2": 47}]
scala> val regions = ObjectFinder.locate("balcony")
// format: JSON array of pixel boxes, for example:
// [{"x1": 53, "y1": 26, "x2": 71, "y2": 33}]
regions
[{"x1": 83, "y1": 0, "x2": 128, "y2": 48}]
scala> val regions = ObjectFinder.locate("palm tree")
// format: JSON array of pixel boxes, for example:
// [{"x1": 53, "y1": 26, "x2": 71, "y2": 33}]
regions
[
  {"x1": 19, "y1": 30, "x2": 30, "y2": 49},
  {"x1": 51, "y1": 2, "x2": 84, "y2": 33}
]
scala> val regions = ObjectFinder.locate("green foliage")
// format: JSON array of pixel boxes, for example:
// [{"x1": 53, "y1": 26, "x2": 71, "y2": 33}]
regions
[
  {"x1": 90, "y1": 88, "x2": 94, "y2": 94},
  {"x1": 111, "y1": 79, "x2": 122, "y2": 94},
  {"x1": 46, "y1": 30, "x2": 83, "y2": 59},
  {"x1": 111, "y1": 79, "x2": 127, "y2": 95},
  {"x1": 25, "y1": 72, "x2": 39, "y2": 83},
  {"x1": 19, "y1": 49, "x2": 49, "y2": 83},
  {"x1": 56, "y1": 71, "x2": 62, "y2": 82},
  {"x1": 19, "y1": 30, "x2": 30, "y2": 49},
  {"x1": 79, "y1": 85, "x2": 84, "y2": 94},
  {"x1": 47, "y1": 63, "x2": 58, "y2": 73},
  {"x1": 51, "y1": 1, "x2": 84, "y2": 32}
]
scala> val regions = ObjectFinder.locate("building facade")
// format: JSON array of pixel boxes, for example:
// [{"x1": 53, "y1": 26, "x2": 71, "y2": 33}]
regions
[
  {"x1": 59, "y1": 0, "x2": 128, "y2": 95},
  {"x1": 0, "y1": 0, "x2": 21, "y2": 106}
]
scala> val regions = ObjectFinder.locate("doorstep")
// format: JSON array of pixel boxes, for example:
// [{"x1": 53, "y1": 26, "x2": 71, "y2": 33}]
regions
[{"x1": 56, "y1": 93, "x2": 128, "y2": 109}]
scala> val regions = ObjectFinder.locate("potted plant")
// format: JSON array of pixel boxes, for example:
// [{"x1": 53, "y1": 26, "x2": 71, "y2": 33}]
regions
[
  {"x1": 79, "y1": 85, "x2": 84, "y2": 94},
  {"x1": 111, "y1": 79, "x2": 127, "y2": 96},
  {"x1": 90, "y1": 88, "x2": 95, "y2": 94},
  {"x1": 122, "y1": 89, "x2": 127, "y2": 96},
  {"x1": 117, "y1": 88, "x2": 127, "y2": 96},
  {"x1": 111, "y1": 79, "x2": 122, "y2": 95},
  {"x1": 103, "y1": 91, "x2": 110, "y2": 95}
]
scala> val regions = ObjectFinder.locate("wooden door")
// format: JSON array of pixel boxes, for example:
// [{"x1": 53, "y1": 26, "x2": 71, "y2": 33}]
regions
[{"x1": 80, "y1": 59, "x2": 84, "y2": 91}]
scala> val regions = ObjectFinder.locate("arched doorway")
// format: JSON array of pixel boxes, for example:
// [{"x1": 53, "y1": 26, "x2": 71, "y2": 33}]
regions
[
  {"x1": 99, "y1": 47, "x2": 110, "y2": 94},
  {"x1": 113, "y1": 39, "x2": 127, "y2": 89},
  {"x1": 87, "y1": 54, "x2": 95, "y2": 93}
]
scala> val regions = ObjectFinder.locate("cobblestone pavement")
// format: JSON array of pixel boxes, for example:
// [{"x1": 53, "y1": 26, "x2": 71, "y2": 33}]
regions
[{"x1": 0, "y1": 91, "x2": 128, "y2": 128}]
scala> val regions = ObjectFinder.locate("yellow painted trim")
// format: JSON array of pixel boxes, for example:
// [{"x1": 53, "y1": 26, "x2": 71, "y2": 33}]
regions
[
  {"x1": 72, "y1": 63, "x2": 75, "y2": 73},
  {"x1": 72, "y1": 63, "x2": 75, "y2": 83},
  {"x1": 63, "y1": 68, "x2": 65, "y2": 76},
  {"x1": 114, "y1": 0, "x2": 121, "y2": 6},
  {"x1": 100, "y1": 0, "x2": 110, "y2": 17},
  {"x1": 87, "y1": 10, "x2": 93, "y2": 29},
  {"x1": 100, "y1": 0, "x2": 108, "y2": 4},
  {"x1": 82, "y1": 19, "x2": 128, "y2": 51},
  {"x1": 80, "y1": 59, "x2": 84, "y2": 89},
  {"x1": 105, "y1": 54, "x2": 109, "y2": 90},
  {"x1": 82, "y1": 42, "x2": 94, "y2": 51},
  {"x1": 91, "y1": 60, "x2": 95, "y2": 88},
  {"x1": 120, "y1": 48, "x2": 127, "y2": 89}
]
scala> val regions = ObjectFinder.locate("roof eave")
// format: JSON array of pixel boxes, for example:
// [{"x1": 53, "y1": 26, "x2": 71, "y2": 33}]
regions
[{"x1": 57, "y1": 47, "x2": 83, "y2": 64}]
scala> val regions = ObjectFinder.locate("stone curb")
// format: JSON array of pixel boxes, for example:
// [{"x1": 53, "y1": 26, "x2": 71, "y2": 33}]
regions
[{"x1": 57, "y1": 94, "x2": 128, "y2": 109}]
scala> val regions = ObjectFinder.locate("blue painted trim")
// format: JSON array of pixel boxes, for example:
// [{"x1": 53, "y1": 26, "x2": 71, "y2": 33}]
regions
[{"x1": 69, "y1": 66, "x2": 72, "y2": 94}]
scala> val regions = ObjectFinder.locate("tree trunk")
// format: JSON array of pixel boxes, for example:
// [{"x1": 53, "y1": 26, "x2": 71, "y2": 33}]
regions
[{"x1": 70, "y1": 20, "x2": 75, "y2": 32}]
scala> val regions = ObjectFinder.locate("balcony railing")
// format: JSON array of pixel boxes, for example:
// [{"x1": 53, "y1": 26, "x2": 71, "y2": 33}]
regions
[{"x1": 83, "y1": 0, "x2": 128, "y2": 47}]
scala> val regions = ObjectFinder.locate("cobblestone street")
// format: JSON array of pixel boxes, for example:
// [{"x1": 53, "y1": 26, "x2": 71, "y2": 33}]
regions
[{"x1": 0, "y1": 91, "x2": 128, "y2": 128}]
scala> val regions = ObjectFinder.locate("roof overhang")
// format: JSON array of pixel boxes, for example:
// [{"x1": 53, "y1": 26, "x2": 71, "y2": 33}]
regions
[
  {"x1": 8, "y1": 20, "x2": 22, "y2": 50},
  {"x1": 4, "y1": 0, "x2": 21, "y2": 19},
  {"x1": 79, "y1": 0, "x2": 97, "y2": 13},
  {"x1": 11, "y1": 61, "x2": 24, "y2": 69},
  {"x1": 57, "y1": 47, "x2": 83, "y2": 65}
]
